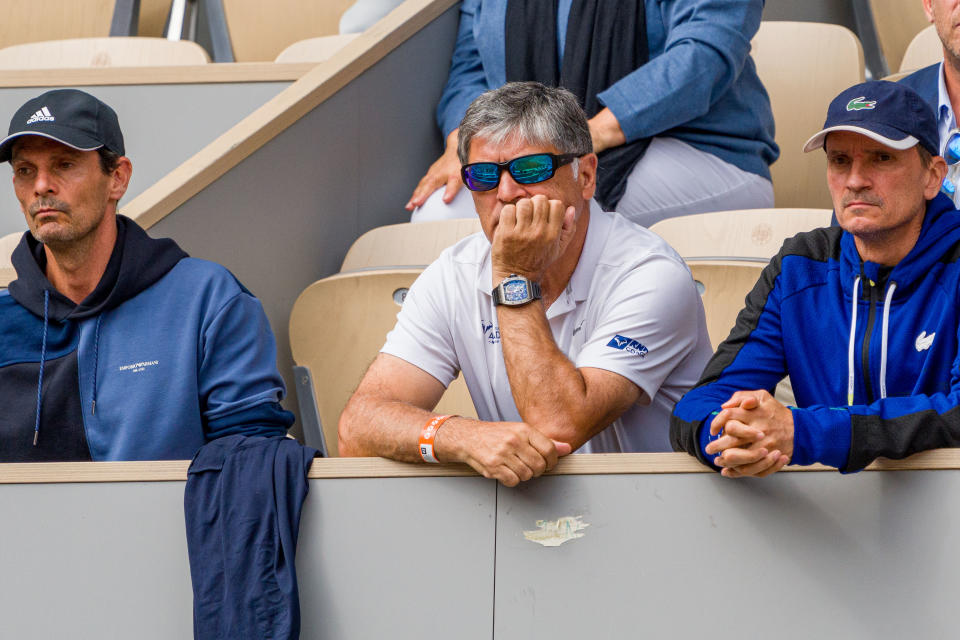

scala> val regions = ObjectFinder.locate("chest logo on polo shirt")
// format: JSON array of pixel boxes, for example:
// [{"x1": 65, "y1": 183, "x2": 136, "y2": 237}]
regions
[
  {"x1": 915, "y1": 331, "x2": 936, "y2": 352},
  {"x1": 481, "y1": 320, "x2": 500, "y2": 345},
  {"x1": 606, "y1": 334, "x2": 648, "y2": 358}
]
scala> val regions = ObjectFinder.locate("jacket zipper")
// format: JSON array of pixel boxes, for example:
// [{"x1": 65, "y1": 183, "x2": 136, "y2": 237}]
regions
[{"x1": 860, "y1": 278, "x2": 878, "y2": 404}]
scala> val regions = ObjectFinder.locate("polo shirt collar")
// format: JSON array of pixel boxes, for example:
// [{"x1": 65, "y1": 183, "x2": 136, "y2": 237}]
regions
[{"x1": 567, "y1": 199, "x2": 608, "y2": 303}]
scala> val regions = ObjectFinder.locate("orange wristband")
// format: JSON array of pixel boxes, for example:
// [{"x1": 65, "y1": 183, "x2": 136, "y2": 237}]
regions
[{"x1": 419, "y1": 414, "x2": 454, "y2": 463}]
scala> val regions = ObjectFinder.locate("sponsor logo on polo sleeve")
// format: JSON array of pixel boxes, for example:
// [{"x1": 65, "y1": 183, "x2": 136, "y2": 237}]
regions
[{"x1": 606, "y1": 334, "x2": 648, "y2": 358}]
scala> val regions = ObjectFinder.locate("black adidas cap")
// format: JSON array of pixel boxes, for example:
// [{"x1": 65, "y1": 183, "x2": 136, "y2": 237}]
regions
[{"x1": 0, "y1": 89, "x2": 125, "y2": 163}]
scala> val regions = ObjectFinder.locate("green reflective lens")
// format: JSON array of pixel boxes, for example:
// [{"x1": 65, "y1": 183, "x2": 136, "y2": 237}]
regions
[{"x1": 509, "y1": 155, "x2": 554, "y2": 184}]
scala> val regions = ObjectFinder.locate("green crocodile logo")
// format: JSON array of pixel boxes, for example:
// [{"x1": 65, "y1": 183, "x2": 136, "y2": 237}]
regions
[{"x1": 846, "y1": 96, "x2": 877, "y2": 111}]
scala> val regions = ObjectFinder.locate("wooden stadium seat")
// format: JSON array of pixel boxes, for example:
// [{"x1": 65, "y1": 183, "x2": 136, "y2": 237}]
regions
[
  {"x1": 900, "y1": 25, "x2": 941, "y2": 73},
  {"x1": 274, "y1": 34, "x2": 359, "y2": 63},
  {"x1": 0, "y1": 37, "x2": 210, "y2": 69},
  {"x1": 869, "y1": 0, "x2": 931, "y2": 74},
  {"x1": 222, "y1": 0, "x2": 356, "y2": 62},
  {"x1": 1, "y1": 230, "x2": 19, "y2": 269},
  {"x1": 687, "y1": 260, "x2": 765, "y2": 352},
  {"x1": 340, "y1": 218, "x2": 483, "y2": 271},
  {"x1": 0, "y1": 230, "x2": 16, "y2": 289},
  {"x1": 138, "y1": 0, "x2": 171, "y2": 37},
  {"x1": 688, "y1": 259, "x2": 795, "y2": 405},
  {"x1": 289, "y1": 269, "x2": 475, "y2": 456},
  {"x1": 752, "y1": 22, "x2": 864, "y2": 209},
  {"x1": 0, "y1": 0, "x2": 115, "y2": 49},
  {"x1": 648, "y1": 208, "x2": 833, "y2": 261}
]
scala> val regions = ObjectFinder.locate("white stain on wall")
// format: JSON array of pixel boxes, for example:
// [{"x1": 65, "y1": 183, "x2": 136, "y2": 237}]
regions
[{"x1": 522, "y1": 516, "x2": 589, "y2": 547}]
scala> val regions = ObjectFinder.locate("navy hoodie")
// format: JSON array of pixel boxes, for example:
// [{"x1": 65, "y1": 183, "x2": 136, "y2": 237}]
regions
[
  {"x1": 0, "y1": 216, "x2": 293, "y2": 461},
  {"x1": 672, "y1": 193, "x2": 960, "y2": 472}
]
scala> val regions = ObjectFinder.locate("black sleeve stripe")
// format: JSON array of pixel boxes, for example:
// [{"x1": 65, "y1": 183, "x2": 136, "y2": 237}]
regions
[
  {"x1": 695, "y1": 227, "x2": 843, "y2": 389},
  {"x1": 848, "y1": 406, "x2": 960, "y2": 471}
]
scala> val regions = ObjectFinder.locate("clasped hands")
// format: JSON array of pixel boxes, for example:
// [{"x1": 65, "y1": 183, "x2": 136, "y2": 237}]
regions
[
  {"x1": 706, "y1": 390, "x2": 794, "y2": 478},
  {"x1": 491, "y1": 195, "x2": 576, "y2": 282}
]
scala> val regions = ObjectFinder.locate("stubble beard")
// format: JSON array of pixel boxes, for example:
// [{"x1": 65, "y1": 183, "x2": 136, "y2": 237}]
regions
[{"x1": 28, "y1": 198, "x2": 101, "y2": 249}]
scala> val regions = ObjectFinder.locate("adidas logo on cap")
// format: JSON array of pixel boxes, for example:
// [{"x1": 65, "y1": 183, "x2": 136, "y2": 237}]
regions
[{"x1": 26, "y1": 107, "x2": 54, "y2": 124}]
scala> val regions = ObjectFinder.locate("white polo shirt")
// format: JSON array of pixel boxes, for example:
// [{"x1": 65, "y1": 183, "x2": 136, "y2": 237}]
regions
[{"x1": 381, "y1": 201, "x2": 712, "y2": 453}]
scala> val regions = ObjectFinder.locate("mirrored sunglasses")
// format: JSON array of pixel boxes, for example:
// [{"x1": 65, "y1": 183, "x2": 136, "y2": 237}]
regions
[
  {"x1": 946, "y1": 129, "x2": 960, "y2": 166},
  {"x1": 940, "y1": 130, "x2": 960, "y2": 200},
  {"x1": 461, "y1": 152, "x2": 579, "y2": 192}
]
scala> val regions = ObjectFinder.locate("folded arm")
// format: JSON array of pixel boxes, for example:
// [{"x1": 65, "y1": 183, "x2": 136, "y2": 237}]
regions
[
  {"x1": 597, "y1": 0, "x2": 762, "y2": 141},
  {"x1": 339, "y1": 353, "x2": 570, "y2": 486},
  {"x1": 200, "y1": 292, "x2": 294, "y2": 440}
]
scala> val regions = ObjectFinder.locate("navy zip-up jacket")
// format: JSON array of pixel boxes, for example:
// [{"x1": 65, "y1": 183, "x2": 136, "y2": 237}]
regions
[
  {"x1": 672, "y1": 193, "x2": 960, "y2": 472},
  {"x1": 0, "y1": 216, "x2": 293, "y2": 461}
]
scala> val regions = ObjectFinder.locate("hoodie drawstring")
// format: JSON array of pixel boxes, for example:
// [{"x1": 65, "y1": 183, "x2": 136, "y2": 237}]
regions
[
  {"x1": 847, "y1": 275, "x2": 896, "y2": 406},
  {"x1": 879, "y1": 281, "x2": 896, "y2": 400},
  {"x1": 33, "y1": 290, "x2": 49, "y2": 446},
  {"x1": 847, "y1": 276, "x2": 861, "y2": 406},
  {"x1": 91, "y1": 315, "x2": 102, "y2": 415}
]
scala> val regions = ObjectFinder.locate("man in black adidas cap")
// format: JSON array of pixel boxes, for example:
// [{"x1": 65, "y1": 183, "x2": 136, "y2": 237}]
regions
[
  {"x1": 0, "y1": 89, "x2": 295, "y2": 462},
  {"x1": 672, "y1": 80, "x2": 960, "y2": 478}
]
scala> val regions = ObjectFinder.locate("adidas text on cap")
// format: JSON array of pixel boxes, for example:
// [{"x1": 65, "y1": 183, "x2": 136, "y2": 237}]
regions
[
  {"x1": 0, "y1": 89, "x2": 125, "y2": 163},
  {"x1": 802, "y1": 80, "x2": 939, "y2": 156}
]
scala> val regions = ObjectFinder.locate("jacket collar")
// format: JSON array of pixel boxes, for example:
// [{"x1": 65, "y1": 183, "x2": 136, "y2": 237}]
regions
[
  {"x1": 839, "y1": 192, "x2": 960, "y2": 298},
  {"x1": 8, "y1": 215, "x2": 187, "y2": 322}
]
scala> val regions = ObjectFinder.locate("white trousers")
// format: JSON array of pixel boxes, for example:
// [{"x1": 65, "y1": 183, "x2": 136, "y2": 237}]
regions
[{"x1": 411, "y1": 137, "x2": 774, "y2": 226}]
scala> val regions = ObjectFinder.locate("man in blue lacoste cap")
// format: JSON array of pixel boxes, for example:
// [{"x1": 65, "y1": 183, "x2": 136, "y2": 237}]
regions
[
  {"x1": 671, "y1": 80, "x2": 960, "y2": 478},
  {"x1": 0, "y1": 88, "x2": 295, "y2": 461}
]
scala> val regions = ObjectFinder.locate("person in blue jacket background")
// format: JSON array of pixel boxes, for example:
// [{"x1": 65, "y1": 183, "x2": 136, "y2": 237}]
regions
[
  {"x1": 0, "y1": 89, "x2": 293, "y2": 462},
  {"x1": 405, "y1": 0, "x2": 778, "y2": 227},
  {"x1": 898, "y1": 0, "x2": 960, "y2": 201},
  {"x1": 671, "y1": 80, "x2": 960, "y2": 477}
]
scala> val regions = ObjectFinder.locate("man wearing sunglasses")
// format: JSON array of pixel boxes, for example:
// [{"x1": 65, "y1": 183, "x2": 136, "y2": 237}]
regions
[
  {"x1": 672, "y1": 81, "x2": 960, "y2": 478},
  {"x1": 340, "y1": 82, "x2": 712, "y2": 486}
]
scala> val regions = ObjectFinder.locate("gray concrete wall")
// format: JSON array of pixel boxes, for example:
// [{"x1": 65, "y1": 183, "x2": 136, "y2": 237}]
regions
[
  {"x1": 1, "y1": 467, "x2": 956, "y2": 638},
  {"x1": 150, "y1": 7, "x2": 461, "y2": 437},
  {"x1": 0, "y1": 473, "x2": 495, "y2": 639},
  {"x1": 494, "y1": 470, "x2": 958, "y2": 638},
  {"x1": 0, "y1": 81, "x2": 290, "y2": 237}
]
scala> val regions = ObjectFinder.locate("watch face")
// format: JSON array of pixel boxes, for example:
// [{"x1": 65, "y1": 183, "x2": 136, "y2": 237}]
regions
[{"x1": 503, "y1": 279, "x2": 529, "y2": 302}]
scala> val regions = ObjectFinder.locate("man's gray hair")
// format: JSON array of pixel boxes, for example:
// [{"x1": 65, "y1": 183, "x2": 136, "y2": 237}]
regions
[{"x1": 457, "y1": 81, "x2": 593, "y2": 164}]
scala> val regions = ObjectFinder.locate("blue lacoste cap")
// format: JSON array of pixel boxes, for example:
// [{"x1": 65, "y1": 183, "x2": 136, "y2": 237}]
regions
[
  {"x1": 802, "y1": 80, "x2": 938, "y2": 156},
  {"x1": 0, "y1": 89, "x2": 125, "y2": 163}
]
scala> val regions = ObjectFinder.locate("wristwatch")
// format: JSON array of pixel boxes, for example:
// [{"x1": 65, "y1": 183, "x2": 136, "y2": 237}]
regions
[{"x1": 492, "y1": 274, "x2": 542, "y2": 306}]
